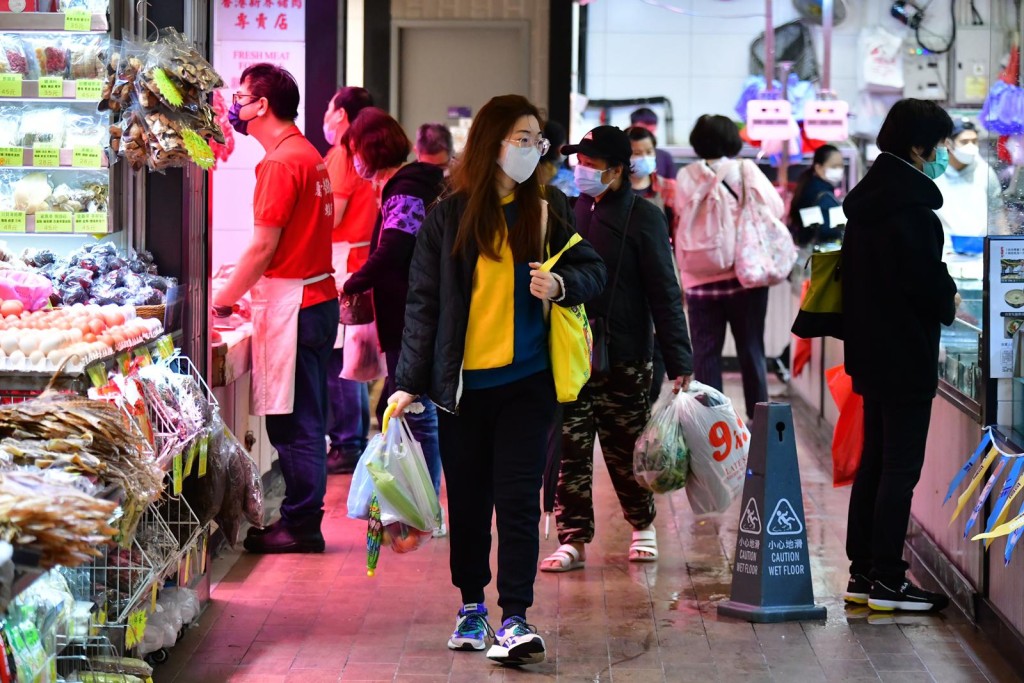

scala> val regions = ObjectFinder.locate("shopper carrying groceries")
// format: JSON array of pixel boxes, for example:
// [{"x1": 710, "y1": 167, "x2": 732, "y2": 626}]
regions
[
  {"x1": 675, "y1": 114, "x2": 784, "y2": 424},
  {"x1": 388, "y1": 94, "x2": 605, "y2": 666},
  {"x1": 213, "y1": 64, "x2": 339, "y2": 554},
  {"x1": 787, "y1": 144, "x2": 844, "y2": 247},
  {"x1": 340, "y1": 108, "x2": 445, "y2": 498},
  {"x1": 842, "y1": 99, "x2": 956, "y2": 613},
  {"x1": 322, "y1": 86, "x2": 375, "y2": 474},
  {"x1": 541, "y1": 126, "x2": 693, "y2": 573},
  {"x1": 415, "y1": 122, "x2": 454, "y2": 171}
]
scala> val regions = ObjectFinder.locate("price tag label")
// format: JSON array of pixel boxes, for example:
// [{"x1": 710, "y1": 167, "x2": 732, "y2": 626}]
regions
[
  {"x1": 125, "y1": 608, "x2": 147, "y2": 649},
  {"x1": 155, "y1": 335, "x2": 175, "y2": 360},
  {"x1": 0, "y1": 211, "x2": 26, "y2": 233},
  {"x1": 72, "y1": 146, "x2": 102, "y2": 168},
  {"x1": 74, "y1": 78, "x2": 103, "y2": 101},
  {"x1": 198, "y1": 435, "x2": 209, "y2": 478},
  {"x1": 134, "y1": 345, "x2": 153, "y2": 366},
  {"x1": 0, "y1": 147, "x2": 22, "y2": 166},
  {"x1": 86, "y1": 363, "x2": 107, "y2": 388},
  {"x1": 35, "y1": 211, "x2": 73, "y2": 233},
  {"x1": 64, "y1": 8, "x2": 92, "y2": 31},
  {"x1": 32, "y1": 145, "x2": 59, "y2": 167},
  {"x1": 183, "y1": 440, "x2": 197, "y2": 477},
  {"x1": 116, "y1": 351, "x2": 130, "y2": 376},
  {"x1": 0, "y1": 74, "x2": 23, "y2": 98},
  {"x1": 172, "y1": 452, "x2": 183, "y2": 495},
  {"x1": 151, "y1": 582, "x2": 159, "y2": 612},
  {"x1": 38, "y1": 77, "x2": 64, "y2": 98},
  {"x1": 74, "y1": 212, "x2": 107, "y2": 234}
]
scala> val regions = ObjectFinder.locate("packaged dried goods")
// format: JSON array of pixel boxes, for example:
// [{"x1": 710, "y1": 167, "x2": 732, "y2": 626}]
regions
[
  {"x1": 12, "y1": 172, "x2": 53, "y2": 215},
  {"x1": 0, "y1": 35, "x2": 30, "y2": 76},
  {"x1": 18, "y1": 107, "x2": 67, "y2": 147},
  {"x1": 67, "y1": 34, "x2": 107, "y2": 80},
  {"x1": 25, "y1": 35, "x2": 69, "y2": 79}
]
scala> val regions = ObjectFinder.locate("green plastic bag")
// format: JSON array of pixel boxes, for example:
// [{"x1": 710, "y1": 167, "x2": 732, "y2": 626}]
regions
[{"x1": 364, "y1": 413, "x2": 442, "y2": 533}]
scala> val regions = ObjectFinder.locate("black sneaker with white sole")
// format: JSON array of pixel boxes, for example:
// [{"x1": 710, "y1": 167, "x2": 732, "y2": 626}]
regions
[
  {"x1": 843, "y1": 574, "x2": 871, "y2": 605},
  {"x1": 868, "y1": 579, "x2": 949, "y2": 612}
]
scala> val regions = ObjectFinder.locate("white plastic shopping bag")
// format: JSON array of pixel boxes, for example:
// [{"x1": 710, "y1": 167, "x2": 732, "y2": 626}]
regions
[
  {"x1": 345, "y1": 437, "x2": 381, "y2": 520},
  {"x1": 677, "y1": 381, "x2": 751, "y2": 514},
  {"x1": 341, "y1": 323, "x2": 386, "y2": 382},
  {"x1": 633, "y1": 383, "x2": 690, "y2": 494}
]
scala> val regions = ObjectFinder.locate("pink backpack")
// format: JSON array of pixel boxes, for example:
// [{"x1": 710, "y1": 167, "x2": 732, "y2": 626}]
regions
[{"x1": 675, "y1": 160, "x2": 741, "y2": 279}]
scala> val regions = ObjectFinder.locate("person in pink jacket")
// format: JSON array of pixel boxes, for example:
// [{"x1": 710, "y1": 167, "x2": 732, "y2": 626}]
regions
[{"x1": 673, "y1": 114, "x2": 784, "y2": 422}]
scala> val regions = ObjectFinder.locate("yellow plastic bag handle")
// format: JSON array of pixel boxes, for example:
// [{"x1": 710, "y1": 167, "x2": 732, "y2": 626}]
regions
[{"x1": 382, "y1": 403, "x2": 398, "y2": 435}]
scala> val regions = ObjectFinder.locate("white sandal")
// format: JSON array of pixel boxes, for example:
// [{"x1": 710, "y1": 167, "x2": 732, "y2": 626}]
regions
[
  {"x1": 629, "y1": 529, "x2": 658, "y2": 562},
  {"x1": 540, "y1": 544, "x2": 585, "y2": 573}
]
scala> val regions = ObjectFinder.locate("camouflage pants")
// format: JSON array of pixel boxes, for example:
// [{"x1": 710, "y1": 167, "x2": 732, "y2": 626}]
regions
[{"x1": 555, "y1": 360, "x2": 655, "y2": 545}]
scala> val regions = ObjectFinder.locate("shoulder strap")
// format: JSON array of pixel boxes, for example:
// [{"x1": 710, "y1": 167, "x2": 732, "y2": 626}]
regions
[{"x1": 606, "y1": 195, "x2": 638, "y2": 321}]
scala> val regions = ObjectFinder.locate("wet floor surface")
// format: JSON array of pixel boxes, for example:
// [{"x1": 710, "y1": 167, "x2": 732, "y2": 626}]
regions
[{"x1": 156, "y1": 380, "x2": 1023, "y2": 682}]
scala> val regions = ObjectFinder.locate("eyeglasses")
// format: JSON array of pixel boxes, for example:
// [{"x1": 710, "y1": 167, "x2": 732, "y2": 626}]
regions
[
  {"x1": 232, "y1": 92, "x2": 260, "y2": 106},
  {"x1": 505, "y1": 136, "x2": 551, "y2": 156}
]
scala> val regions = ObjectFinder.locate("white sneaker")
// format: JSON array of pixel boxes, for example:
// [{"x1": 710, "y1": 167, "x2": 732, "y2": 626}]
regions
[{"x1": 486, "y1": 616, "x2": 545, "y2": 666}]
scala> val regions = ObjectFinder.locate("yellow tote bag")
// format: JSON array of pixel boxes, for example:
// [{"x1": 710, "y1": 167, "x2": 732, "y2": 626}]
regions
[{"x1": 541, "y1": 233, "x2": 593, "y2": 403}]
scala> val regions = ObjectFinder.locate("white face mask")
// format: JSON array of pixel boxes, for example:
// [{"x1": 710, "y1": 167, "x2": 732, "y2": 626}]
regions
[
  {"x1": 952, "y1": 143, "x2": 979, "y2": 165},
  {"x1": 824, "y1": 167, "x2": 844, "y2": 185},
  {"x1": 575, "y1": 164, "x2": 611, "y2": 197},
  {"x1": 497, "y1": 142, "x2": 541, "y2": 184},
  {"x1": 630, "y1": 154, "x2": 657, "y2": 177}
]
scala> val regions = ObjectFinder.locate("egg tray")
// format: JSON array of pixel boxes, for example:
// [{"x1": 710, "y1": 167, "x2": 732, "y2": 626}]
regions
[{"x1": 0, "y1": 326, "x2": 164, "y2": 376}]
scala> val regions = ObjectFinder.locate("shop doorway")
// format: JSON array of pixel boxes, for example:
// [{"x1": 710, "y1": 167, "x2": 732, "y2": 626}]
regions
[{"x1": 390, "y1": 20, "x2": 530, "y2": 134}]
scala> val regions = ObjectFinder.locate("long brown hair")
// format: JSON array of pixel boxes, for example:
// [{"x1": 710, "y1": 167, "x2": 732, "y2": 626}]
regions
[{"x1": 451, "y1": 94, "x2": 544, "y2": 262}]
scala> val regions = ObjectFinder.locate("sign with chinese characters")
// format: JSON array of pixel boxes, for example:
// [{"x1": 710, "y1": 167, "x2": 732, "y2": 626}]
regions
[
  {"x1": 211, "y1": 0, "x2": 306, "y2": 272},
  {"x1": 214, "y1": 0, "x2": 305, "y2": 43},
  {"x1": 988, "y1": 237, "x2": 1024, "y2": 378}
]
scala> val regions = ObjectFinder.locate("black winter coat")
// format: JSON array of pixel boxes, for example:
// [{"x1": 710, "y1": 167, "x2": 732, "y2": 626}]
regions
[
  {"x1": 575, "y1": 184, "x2": 693, "y2": 379},
  {"x1": 343, "y1": 162, "x2": 445, "y2": 352},
  {"x1": 841, "y1": 152, "x2": 957, "y2": 401},
  {"x1": 395, "y1": 187, "x2": 607, "y2": 413}
]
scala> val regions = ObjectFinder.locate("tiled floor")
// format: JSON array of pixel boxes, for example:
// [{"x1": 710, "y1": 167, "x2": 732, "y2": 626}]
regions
[{"x1": 155, "y1": 382, "x2": 1023, "y2": 683}]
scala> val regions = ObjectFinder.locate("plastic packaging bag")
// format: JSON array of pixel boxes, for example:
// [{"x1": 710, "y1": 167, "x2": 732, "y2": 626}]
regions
[
  {"x1": 364, "y1": 416, "x2": 442, "y2": 533},
  {"x1": 341, "y1": 323, "x2": 385, "y2": 382},
  {"x1": 346, "y1": 438, "x2": 380, "y2": 520},
  {"x1": 383, "y1": 521, "x2": 431, "y2": 554},
  {"x1": 0, "y1": 270, "x2": 54, "y2": 311},
  {"x1": 678, "y1": 381, "x2": 751, "y2": 514},
  {"x1": 826, "y1": 364, "x2": 863, "y2": 488},
  {"x1": 634, "y1": 383, "x2": 690, "y2": 493}
]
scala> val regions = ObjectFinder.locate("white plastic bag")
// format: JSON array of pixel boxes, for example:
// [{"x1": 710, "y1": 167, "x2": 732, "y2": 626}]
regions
[
  {"x1": 634, "y1": 383, "x2": 690, "y2": 493},
  {"x1": 677, "y1": 381, "x2": 751, "y2": 514},
  {"x1": 341, "y1": 323, "x2": 386, "y2": 382},
  {"x1": 346, "y1": 436, "x2": 381, "y2": 520},
  {"x1": 365, "y1": 416, "x2": 442, "y2": 533}
]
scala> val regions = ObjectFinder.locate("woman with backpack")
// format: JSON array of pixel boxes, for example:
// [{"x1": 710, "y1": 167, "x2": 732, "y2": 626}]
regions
[
  {"x1": 674, "y1": 114, "x2": 784, "y2": 423},
  {"x1": 787, "y1": 144, "x2": 844, "y2": 247},
  {"x1": 387, "y1": 94, "x2": 606, "y2": 666}
]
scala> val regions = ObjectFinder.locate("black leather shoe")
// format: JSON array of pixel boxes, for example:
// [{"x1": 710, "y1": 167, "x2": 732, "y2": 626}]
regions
[
  {"x1": 243, "y1": 523, "x2": 325, "y2": 554},
  {"x1": 327, "y1": 447, "x2": 358, "y2": 475}
]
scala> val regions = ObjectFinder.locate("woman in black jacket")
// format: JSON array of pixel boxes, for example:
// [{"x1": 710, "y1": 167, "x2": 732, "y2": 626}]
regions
[
  {"x1": 389, "y1": 95, "x2": 605, "y2": 666},
  {"x1": 541, "y1": 126, "x2": 693, "y2": 572},
  {"x1": 788, "y1": 144, "x2": 844, "y2": 246},
  {"x1": 841, "y1": 99, "x2": 957, "y2": 613},
  {"x1": 341, "y1": 108, "x2": 445, "y2": 496}
]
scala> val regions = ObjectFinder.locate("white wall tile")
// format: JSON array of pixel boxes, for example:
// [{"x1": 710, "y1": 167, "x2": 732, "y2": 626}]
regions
[
  {"x1": 689, "y1": 32, "x2": 751, "y2": 78},
  {"x1": 602, "y1": 1, "x2": 690, "y2": 35}
]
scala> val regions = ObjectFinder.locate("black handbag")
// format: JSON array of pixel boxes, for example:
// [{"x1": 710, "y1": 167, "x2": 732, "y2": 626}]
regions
[
  {"x1": 589, "y1": 196, "x2": 637, "y2": 378},
  {"x1": 339, "y1": 291, "x2": 374, "y2": 326}
]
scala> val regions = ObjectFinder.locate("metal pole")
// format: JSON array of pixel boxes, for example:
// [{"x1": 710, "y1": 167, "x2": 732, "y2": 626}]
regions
[
  {"x1": 778, "y1": 61, "x2": 795, "y2": 193},
  {"x1": 822, "y1": 0, "x2": 833, "y2": 94},
  {"x1": 763, "y1": 0, "x2": 774, "y2": 90}
]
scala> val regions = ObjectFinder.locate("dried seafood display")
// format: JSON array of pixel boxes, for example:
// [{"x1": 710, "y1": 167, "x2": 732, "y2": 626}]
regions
[{"x1": 0, "y1": 470, "x2": 118, "y2": 569}]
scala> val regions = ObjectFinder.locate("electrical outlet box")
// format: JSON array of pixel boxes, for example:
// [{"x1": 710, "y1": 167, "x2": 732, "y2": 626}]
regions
[
  {"x1": 953, "y1": 27, "x2": 994, "y2": 105},
  {"x1": 902, "y1": 43, "x2": 948, "y2": 101}
]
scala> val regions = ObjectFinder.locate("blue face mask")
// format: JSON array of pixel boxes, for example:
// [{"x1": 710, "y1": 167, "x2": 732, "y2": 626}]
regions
[
  {"x1": 575, "y1": 164, "x2": 610, "y2": 197},
  {"x1": 922, "y1": 146, "x2": 949, "y2": 180},
  {"x1": 630, "y1": 154, "x2": 657, "y2": 177},
  {"x1": 228, "y1": 101, "x2": 257, "y2": 136}
]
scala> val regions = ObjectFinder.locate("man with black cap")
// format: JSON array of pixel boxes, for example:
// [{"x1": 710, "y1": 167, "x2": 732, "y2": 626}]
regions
[
  {"x1": 934, "y1": 117, "x2": 1004, "y2": 247},
  {"x1": 540, "y1": 125, "x2": 693, "y2": 573}
]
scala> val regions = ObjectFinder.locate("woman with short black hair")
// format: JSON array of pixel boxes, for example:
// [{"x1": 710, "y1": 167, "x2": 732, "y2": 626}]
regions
[{"x1": 841, "y1": 98, "x2": 956, "y2": 613}]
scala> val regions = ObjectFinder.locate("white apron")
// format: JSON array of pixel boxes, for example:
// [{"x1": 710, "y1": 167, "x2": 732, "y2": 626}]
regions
[{"x1": 250, "y1": 272, "x2": 331, "y2": 415}]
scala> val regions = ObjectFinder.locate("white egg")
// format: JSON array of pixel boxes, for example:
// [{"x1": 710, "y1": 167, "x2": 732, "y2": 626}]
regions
[
  {"x1": 38, "y1": 333, "x2": 61, "y2": 355},
  {"x1": 69, "y1": 328, "x2": 83, "y2": 342},
  {"x1": 28, "y1": 350, "x2": 44, "y2": 366},
  {"x1": 0, "y1": 334, "x2": 17, "y2": 355},
  {"x1": 19, "y1": 334, "x2": 38, "y2": 355},
  {"x1": 7, "y1": 350, "x2": 25, "y2": 367},
  {"x1": 46, "y1": 349, "x2": 65, "y2": 365}
]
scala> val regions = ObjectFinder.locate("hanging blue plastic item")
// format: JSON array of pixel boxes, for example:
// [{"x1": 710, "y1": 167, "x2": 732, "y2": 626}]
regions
[
  {"x1": 980, "y1": 81, "x2": 1024, "y2": 135},
  {"x1": 1004, "y1": 501, "x2": 1024, "y2": 565},
  {"x1": 944, "y1": 429, "x2": 992, "y2": 504},
  {"x1": 984, "y1": 456, "x2": 1024, "y2": 538}
]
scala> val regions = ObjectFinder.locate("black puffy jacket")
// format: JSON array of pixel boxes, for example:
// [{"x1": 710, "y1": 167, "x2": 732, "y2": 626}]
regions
[
  {"x1": 575, "y1": 184, "x2": 693, "y2": 379},
  {"x1": 841, "y1": 152, "x2": 957, "y2": 401},
  {"x1": 395, "y1": 187, "x2": 607, "y2": 413}
]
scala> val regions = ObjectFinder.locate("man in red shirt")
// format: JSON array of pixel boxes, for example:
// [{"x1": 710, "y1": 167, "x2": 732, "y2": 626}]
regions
[
  {"x1": 322, "y1": 86, "x2": 376, "y2": 474},
  {"x1": 213, "y1": 63, "x2": 339, "y2": 554}
]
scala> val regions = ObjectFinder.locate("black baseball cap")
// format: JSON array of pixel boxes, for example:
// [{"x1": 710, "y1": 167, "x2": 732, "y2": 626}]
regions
[
  {"x1": 561, "y1": 125, "x2": 632, "y2": 166},
  {"x1": 951, "y1": 118, "x2": 977, "y2": 138}
]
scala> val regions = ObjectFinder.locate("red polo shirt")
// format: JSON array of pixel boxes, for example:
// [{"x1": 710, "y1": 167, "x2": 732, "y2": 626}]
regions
[
  {"x1": 253, "y1": 125, "x2": 336, "y2": 308},
  {"x1": 325, "y1": 144, "x2": 377, "y2": 272}
]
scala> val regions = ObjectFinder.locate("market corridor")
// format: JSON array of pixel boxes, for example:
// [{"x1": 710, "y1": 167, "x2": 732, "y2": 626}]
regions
[{"x1": 155, "y1": 386, "x2": 1022, "y2": 683}]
